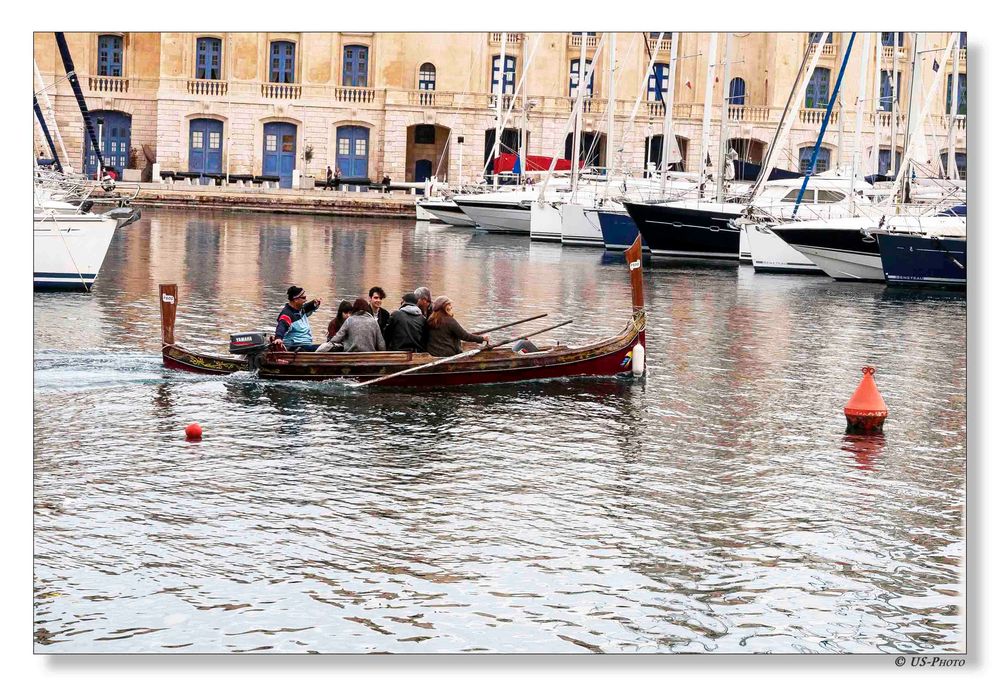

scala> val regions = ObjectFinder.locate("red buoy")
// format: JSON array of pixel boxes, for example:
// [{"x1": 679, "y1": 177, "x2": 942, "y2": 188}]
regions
[
  {"x1": 844, "y1": 366, "x2": 888, "y2": 433},
  {"x1": 185, "y1": 423, "x2": 203, "y2": 441}
]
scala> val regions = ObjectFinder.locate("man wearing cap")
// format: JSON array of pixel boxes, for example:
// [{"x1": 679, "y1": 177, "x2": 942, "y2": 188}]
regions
[
  {"x1": 384, "y1": 292, "x2": 427, "y2": 352},
  {"x1": 275, "y1": 286, "x2": 322, "y2": 352}
]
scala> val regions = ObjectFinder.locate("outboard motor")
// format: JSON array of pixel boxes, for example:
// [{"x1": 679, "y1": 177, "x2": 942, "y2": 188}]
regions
[{"x1": 229, "y1": 332, "x2": 270, "y2": 371}]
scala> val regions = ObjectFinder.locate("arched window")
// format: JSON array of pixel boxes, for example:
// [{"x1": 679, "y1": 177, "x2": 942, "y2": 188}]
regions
[
  {"x1": 647, "y1": 63, "x2": 668, "y2": 102},
  {"x1": 418, "y1": 62, "x2": 436, "y2": 90},
  {"x1": 808, "y1": 32, "x2": 833, "y2": 44},
  {"x1": 269, "y1": 41, "x2": 295, "y2": 83},
  {"x1": 939, "y1": 152, "x2": 967, "y2": 180},
  {"x1": 196, "y1": 37, "x2": 222, "y2": 80},
  {"x1": 97, "y1": 35, "x2": 123, "y2": 77},
  {"x1": 799, "y1": 146, "x2": 831, "y2": 174},
  {"x1": 343, "y1": 45, "x2": 369, "y2": 87},
  {"x1": 491, "y1": 55, "x2": 516, "y2": 95},
  {"x1": 805, "y1": 68, "x2": 830, "y2": 109},
  {"x1": 728, "y1": 77, "x2": 746, "y2": 106},
  {"x1": 879, "y1": 71, "x2": 900, "y2": 111},
  {"x1": 569, "y1": 59, "x2": 594, "y2": 98},
  {"x1": 946, "y1": 73, "x2": 967, "y2": 115},
  {"x1": 881, "y1": 32, "x2": 905, "y2": 47}
]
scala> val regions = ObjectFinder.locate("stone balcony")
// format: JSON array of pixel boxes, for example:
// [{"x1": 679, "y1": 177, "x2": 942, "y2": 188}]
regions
[
  {"x1": 489, "y1": 32, "x2": 523, "y2": 45},
  {"x1": 332, "y1": 86, "x2": 378, "y2": 104},
  {"x1": 880, "y1": 45, "x2": 907, "y2": 62},
  {"x1": 187, "y1": 79, "x2": 228, "y2": 97},
  {"x1": 808, "y1": 42, "x2": 838, "y2": 59},
  {"x1": 88, "y1": 75, "x2": 129, "y2": 93},
  {"x1": 869, "y1": 110, "x2": 906, "y2": 128},
  {"x1": 569, "y1": 34, "x2": 599, "y2": 49},
  {"x1": 727, "y1": 105, "x2": 773, "y2": 122},
  {"x1": 261, "y1": 83, "x2": 301, "y2": 99},
  {"x1": 799, "y1": 107, "x2": 839, "y2": 125}
]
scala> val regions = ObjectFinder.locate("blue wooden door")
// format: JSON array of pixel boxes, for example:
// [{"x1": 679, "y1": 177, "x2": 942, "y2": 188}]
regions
[
  {"x1": 805, "y1": 68, "x2": 830, "y2": 109},
  {"x1": 269, "y1": 41, "x2": 295, "y2": 83},
  {"x1": 189, "y1": 118, "x2": 224, "y2": 181},
  {"x1": 336, "y1": 126, "x2": 369, "y2": 178},
  {"x1": 343, "y1": 45, "x2": 369, "y2": 87},
  {"x1": 196, "y1": 37, "x2": 222, "y2": 80},
  {"x1": 84, "y1": 111, "x2": 131, "y2": 177},
  {"x1": 263, "y1": 122, "x2": 296, "y2": 188},
  {"x1": 97, "y1": 35, "x2": 123, "y2": 77},
  {"x1": 647, "y1": 63, "x2": 668, "y2": 101},
  {"x1": 414, "y1": 159, "x2": 432, "y2": 183},
  {"x1": 491, "y1": 55, "x2": 515, "y2": 94}
]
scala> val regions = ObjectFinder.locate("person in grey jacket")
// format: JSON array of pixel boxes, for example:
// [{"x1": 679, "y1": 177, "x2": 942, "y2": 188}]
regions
[
  {"x1": 424, "y1": 296, "x2": 489, "y2": 357},
  {"x1": 329, "y1": 298, "x2": 386, "y2": 352},
  {"x1": 384, "y1": 292, "x2": 426, "y2": 352}
]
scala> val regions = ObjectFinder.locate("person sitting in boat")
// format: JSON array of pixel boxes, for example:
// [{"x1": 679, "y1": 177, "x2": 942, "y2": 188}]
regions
[
  {"x1": 275, "y1": 286, "x2": 322, "y2": 352},
  {"x1": 384, "y1": 292, "x2": 426, "y2": 352},
  {"x1": 369, "y1": 286, "x2": 390, "y2": 333},
  {"x1": 315, "y1": 299, "x2": 353, "y2": 353},
  {"x1": 413, "y1": 286, "x2": 433, "y2": 318},
  {"x1": 425, "y1": 296, "x2": 489, "y2": 357},
  {"x1": 328, "y1": 298, "x2": 386, "y2": 352}
]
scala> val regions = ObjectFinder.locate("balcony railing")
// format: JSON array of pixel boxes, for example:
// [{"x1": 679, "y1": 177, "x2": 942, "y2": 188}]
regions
[
  {"x1": 959, "y1": 47, "x2": 967, "y2": 63},
  {"x1": 808, "y1": 42, "x2": 838, "y2": 58},
  {"x1": 936, "y1": 114, "x2": 967, "y2": 131},
  {"x1": 489, "y1": 93, "x2": 515, "y2": 110},
  {"x1": 728, "y1": 105, "x2": 771, "y2": 122},
  {"x1": 334, "y1": 86, "x2": 377, "y2": 104},
  {"x1": 869, "y1": 111, "x2": 906, "y2": 129},
  {"x1": 261, "y1": 83, "x2": 301, "y2": 99},
  {"x1": 489, "y1": 32, "x2": 523, "y2": 45},
  {"x1": 645, "y1": 100, "x2": 666, "y2": 118},
  {"x1": 569, "y1": 33, "x2": 599, "y2": 49},
  {"x1": 799, "y1": 107, "x2": 839, "y2": 125},
  {"x1": 88, "y1": 75, "x2": 129, "y2": 93},
  {"x1": 187, "y1": 79, "x2": 228, "y2": 97},
  {"x1": 880, "y1": 45, "x2": 907, "y2": 62}
]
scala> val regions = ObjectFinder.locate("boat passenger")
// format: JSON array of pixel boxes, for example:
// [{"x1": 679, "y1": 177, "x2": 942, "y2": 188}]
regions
[
  {"x1": 413, "y1": 286, "x2": 432, "y2": 318},
  {"x1": 424, "y1": 296, "x2": 489, "y2": 357},
  {"x1": 275, "y1": 286, "x2": 322, "y2": 352},
  {"x1": 329, "y1": 298, "x2": 386, "y2": 352},
  {"x1": 384, "y1": 292, "x2": 426, "y2": 352},
  {"x1": 369, "y1": 286, "x2": 390, "y2": 333},
  {"x1": 315, "y1": 300, "x2": 353, "y2": 352}
]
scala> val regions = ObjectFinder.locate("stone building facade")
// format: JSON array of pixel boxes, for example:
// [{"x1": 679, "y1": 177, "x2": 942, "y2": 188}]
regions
[{"x1": 33, "y1": 31, "x2": 968, "y2": 186}]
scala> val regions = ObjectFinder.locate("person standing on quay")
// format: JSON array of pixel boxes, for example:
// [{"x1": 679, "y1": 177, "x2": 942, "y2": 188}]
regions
[
  {"x1": 369, "y1": 286, "x2": 390, "y2": 333},
  {"x1": 326, "y1": 165, "x2": 333, "y2": 190}
]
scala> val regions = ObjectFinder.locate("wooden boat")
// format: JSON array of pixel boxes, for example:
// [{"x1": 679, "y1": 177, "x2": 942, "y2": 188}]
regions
[{"x1": 159, "y1": 238, "x2": 647, "y2": 387}]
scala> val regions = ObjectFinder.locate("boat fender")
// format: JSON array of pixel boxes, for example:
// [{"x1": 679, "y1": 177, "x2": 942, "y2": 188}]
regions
[{"x1": 631, "y1": 343, "x2": 645, "y2": 377}]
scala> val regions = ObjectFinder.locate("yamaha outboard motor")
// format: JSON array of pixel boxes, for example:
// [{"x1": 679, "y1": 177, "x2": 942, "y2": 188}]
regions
[{"x1": 229, "y1": 332, "x2": 270, "y2": 371}]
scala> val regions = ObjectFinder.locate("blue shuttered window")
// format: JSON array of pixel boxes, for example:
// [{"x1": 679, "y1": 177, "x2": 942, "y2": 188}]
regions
[
  {"x1": 799, "y1": 146, "x2": 830, "y2": 174},
  {"x1": 808, "y1": 32, "x2": 833, "y2": 44},
  {"x1": 269, "y1": 41, "x2": 295, "y2": 83},
  {"x1": 878, "y1": 149, "x2": 901, "y2": 176},
  {"x1": 946, "y1": 73, "x2": 967, "y2": 115},
  {"x1": 343, "y1": 45, "x2": 369, "y2": 87},
  {"x1": 805, "y1": 68, "x2": 830, "y2": 109},
  {"x1": 881, "y1": 32, "x2": 905, "y2": 47},
  {"x1": 939, "y1": 152, "x2": 967, "y2": 180},
  {"x1": 418, "y1": 62, "x2": 436, "y2": 90},
  {"x1": 647, "y1": 63, "x2": 668, "y2": 102},
  {"x1": 569, "y1": 59, "x2": 594, "y2": 98},
  {"x1": 196, "y1": 37, "x2": 222, "y2": 80},
  {"x1": 491, "y1": 55, "x2": 515, "y2": 95},
  {"x1": 879, "y1": 71, "x2": 900, "y2": 111},
  {"x1": 728, "y1": 77, "x2": 746, "y2": 106},
  {"x1": 97, "y1": 35, "x2": 123, "y2": 77}
]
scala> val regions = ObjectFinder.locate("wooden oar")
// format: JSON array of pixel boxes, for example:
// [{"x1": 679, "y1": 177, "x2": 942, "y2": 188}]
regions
[
  {"x1": 352, "y1": 319, "x2": 574, "y2": 389},
  {"x1": 472, "y1": 313, "x2": 547, "y2": 336}
]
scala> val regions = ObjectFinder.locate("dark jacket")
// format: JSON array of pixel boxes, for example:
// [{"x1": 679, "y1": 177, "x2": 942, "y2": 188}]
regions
[
  {"x1": 425, "y1": 314, "x2": 486, "y2": 357},
  {"x1": 330, "y1": 312, "x2": 386, "y2": 352},
  {"x1": 373, "y1": 307, "x2": 390, "y2": 333},
  {"x1": 384, "y1": 304, "x2": 426, "y2": 352}
]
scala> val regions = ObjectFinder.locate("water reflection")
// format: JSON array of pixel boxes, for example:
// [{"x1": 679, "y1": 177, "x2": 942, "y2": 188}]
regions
[{"x1": 33, "y1": 208, "x2": 965, "y2": 653}]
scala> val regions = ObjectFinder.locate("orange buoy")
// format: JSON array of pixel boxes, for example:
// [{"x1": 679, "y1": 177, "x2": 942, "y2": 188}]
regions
[
  {"x1": 844, "y1": 366, "x2": 888, "y2": 433},
  {"x1": 185, "y1": 423, "x2": 203, "y2": 441}
]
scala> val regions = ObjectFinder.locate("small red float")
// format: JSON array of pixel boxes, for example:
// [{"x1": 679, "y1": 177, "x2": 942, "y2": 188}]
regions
[
  {"x1": 844, "y1": 366, "x2": 888, "y2": 433},
  {"x1": 185, "y1": 423, "x2": 203, "y2": 441}
]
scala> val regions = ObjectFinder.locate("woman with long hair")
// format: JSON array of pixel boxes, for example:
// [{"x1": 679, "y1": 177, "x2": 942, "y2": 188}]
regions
[
  {"x1": 424, "y1": 296, "x2": 489, "y2": 357},
  {"x1": 316, "y1": 300, "x2": 353, "y2": 352}
]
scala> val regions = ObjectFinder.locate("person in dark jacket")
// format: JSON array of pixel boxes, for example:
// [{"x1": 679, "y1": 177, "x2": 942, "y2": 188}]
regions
[
  {"x1": 316, "y1": 300, "x2": 352, "y2": 352},
  {"x1": 275, "y1": 285, "x2": 322, "y2": 352},
  {"x1": 329, "y1": 298, "x2": 386, "y2": 352},
  {"x1": 368, "y1": 286, "x2": 390, "y2": 333},
  {"x1": 413, "y1": 286, "x2": 432, "y2": 318},
  {"x1": 424, "y1": 296, "x2": 488, "y2": 357},
  {"x1": 384, "y1": 292, "x2": 426, "y2": 352}
]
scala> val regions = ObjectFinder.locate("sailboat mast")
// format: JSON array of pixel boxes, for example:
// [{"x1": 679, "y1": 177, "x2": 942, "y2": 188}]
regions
[
  {"x1": 33, "y1": 60, "x2": 70, "y2": 171},
  {"x1": 571, "y1": 32, "x2": 587, "y2": 197},
  {"x1": 604, "y1": 32, "x2": 616, "y2": 199},
  {"x1": 698, "y1": 33, "x2": 718, "y2": 194},
  {"x1": 850, "y1": 32, "x2": 872, "y2": 202},
  {"x1": 715, "y1": 33, "x2": 732, "y2": 202},
  {"x1": 947, "y1": 37, "x2": 959, "y2": 179},
  {"x1": 658, "y1": 33, "x2": 680, "y2": 197},
  {"x1": 889, "y1": 31, "x2": 899, "y2": 177},
  {"x1": 494, "y1": 32, "x2": 507, "y2": 190},
  {"x1": 519, "y1": 34, "x2": 529, "y2": 186}
]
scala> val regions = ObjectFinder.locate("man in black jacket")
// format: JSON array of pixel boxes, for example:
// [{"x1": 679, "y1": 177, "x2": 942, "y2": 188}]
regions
[
  {"x1": 384, "y1": 292, "x2": 426, "y2": 352},
  {"x1": 369, "y1": 286, "x2": 390, "y2": 333}
]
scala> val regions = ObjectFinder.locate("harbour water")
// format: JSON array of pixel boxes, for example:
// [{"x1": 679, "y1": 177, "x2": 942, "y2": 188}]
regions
[{"x1": 33, "y1": 208, "x2": 966, "y2": 653}]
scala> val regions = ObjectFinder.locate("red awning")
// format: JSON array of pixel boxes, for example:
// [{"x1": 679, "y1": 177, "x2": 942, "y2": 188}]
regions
[{"x1": 493, "y1": 152, "x2": 579, "y2": 173}]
